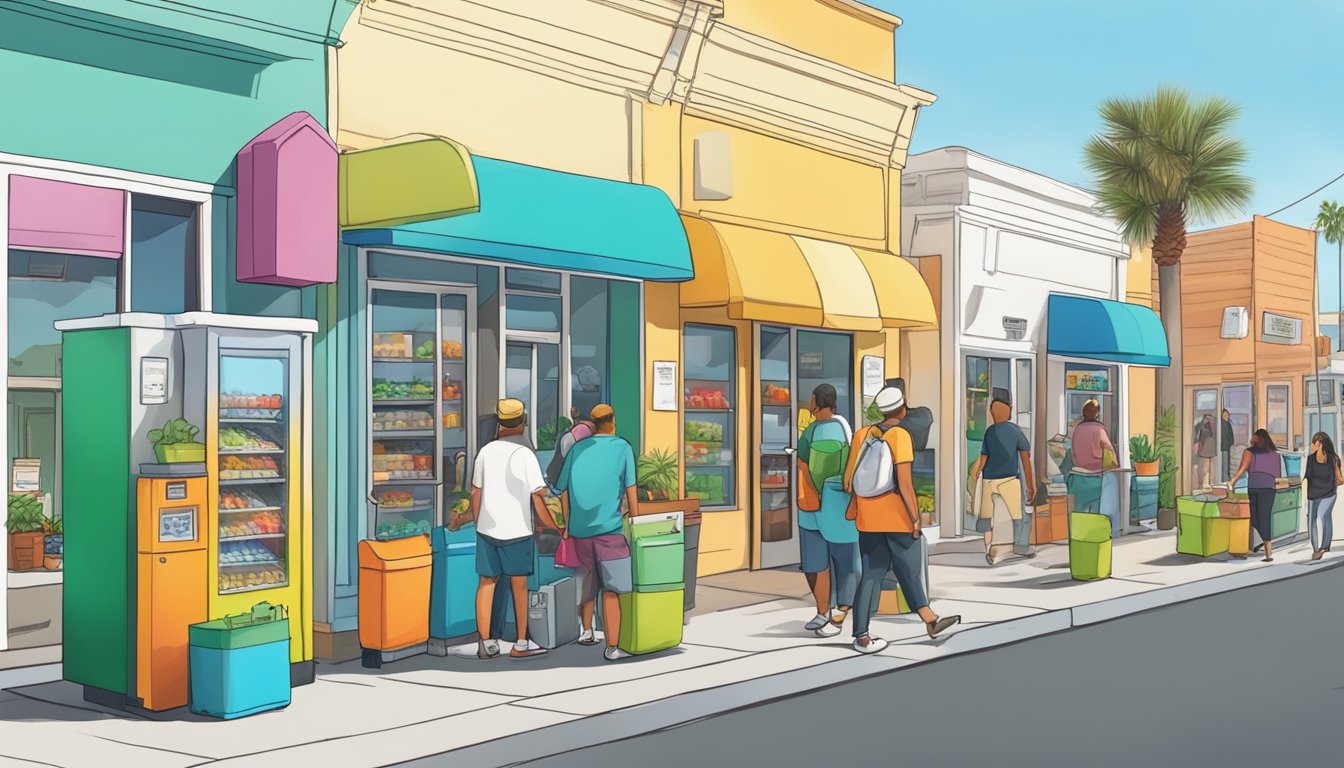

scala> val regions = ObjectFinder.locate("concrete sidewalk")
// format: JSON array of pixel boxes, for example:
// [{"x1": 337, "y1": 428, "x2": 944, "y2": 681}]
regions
[{"x1": 2, "y1": 525, "x2": 1340, "y2": 768}]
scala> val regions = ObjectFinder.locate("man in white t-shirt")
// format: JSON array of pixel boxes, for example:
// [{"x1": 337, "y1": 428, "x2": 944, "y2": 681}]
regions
[{"x1": 471, "y1": 399, "x2": 558, "y2": 660}]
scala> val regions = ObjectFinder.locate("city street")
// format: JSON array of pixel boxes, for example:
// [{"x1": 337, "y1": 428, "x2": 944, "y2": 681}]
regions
[{"x1": 504, "y1": 564, "x2": 1344, "y2": 768}]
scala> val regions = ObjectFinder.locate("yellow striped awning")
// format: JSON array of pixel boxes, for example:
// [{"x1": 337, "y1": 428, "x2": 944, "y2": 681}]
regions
[{"x1": 679, "y1": 215, "x2": 936, "y2": 330}]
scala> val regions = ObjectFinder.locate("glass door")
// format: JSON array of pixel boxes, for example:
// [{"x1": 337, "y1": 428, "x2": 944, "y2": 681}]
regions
[
  {"x1": 964, "y1": 356, "x2": 1012, "y2": 531},
  {"x1": 758, "y1": 326, "x2": 794, "y2": 567},
  {"x1": 441, "y1": 293, "x2": 473, "y2": 529},
  {"x1": 369, "y1": 287, "x2": 440, "y2": 540},
  {"x1": 217, "y1": 352, "x2": 289, "y2": 593},
  {"x1": 1223, "y1": 383, "x2": 1254, "y2": 483},
  {"x1": 1190, "y1": 388, "x2": 1219, "y2": 491},
  {"x1": 504, "y1": 341, "x2": 563, "y2": 468}
]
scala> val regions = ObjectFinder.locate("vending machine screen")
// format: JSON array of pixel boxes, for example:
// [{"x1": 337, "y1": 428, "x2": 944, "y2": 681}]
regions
[{"x1": 158, "y1": 507, "x2": 197, "y2": 543}]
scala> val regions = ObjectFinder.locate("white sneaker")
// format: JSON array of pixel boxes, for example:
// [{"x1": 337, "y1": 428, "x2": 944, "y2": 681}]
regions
[
  {"x1": 815, "y1": 621, "x2": 843, "y2": 638},
  {"x1": 804, "y1": 614, "x2": 829, "y2": 632},
  {"x1": 853, "y1": 634, "x2": 888, "y2": 654},
  {"x1": 603, "y1": 646, "x2": 632, "y2": 662}
]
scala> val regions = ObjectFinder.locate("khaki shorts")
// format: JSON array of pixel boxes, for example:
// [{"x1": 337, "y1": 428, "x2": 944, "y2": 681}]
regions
[{"x1": 978, "y1": 476, "x2": 1024, "y2": 529}]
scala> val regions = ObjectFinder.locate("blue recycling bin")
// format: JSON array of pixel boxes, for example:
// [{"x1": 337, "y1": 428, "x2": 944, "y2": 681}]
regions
[
  {"x1": 189, "y1": 604, "x2": 290, "y2": 719},
  {"x1": 431, "y1": 526, "x2": 478, "y2": 639},
  {"x1": 1280, "y1": 451, "x2": 1303, "y2": 478}
]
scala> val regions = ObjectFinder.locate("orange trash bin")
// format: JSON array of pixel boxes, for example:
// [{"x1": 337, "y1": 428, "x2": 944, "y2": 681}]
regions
[{"x1": 358, "y1": 536, "x2": 432, "y2": 668}]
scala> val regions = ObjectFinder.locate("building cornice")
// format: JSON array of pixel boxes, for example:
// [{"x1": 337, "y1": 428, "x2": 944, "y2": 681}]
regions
[{"x1": 681, "y1": 22, "x2": 935, "y2": 168}]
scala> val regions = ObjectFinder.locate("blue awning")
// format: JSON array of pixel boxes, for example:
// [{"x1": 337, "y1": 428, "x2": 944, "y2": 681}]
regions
[
  {"x1": 342, "y1": 156, "x2": 693, "y2": 282},
  {"x1": 1046, "y1": 294, "x2": 1170, "y2": 367}
]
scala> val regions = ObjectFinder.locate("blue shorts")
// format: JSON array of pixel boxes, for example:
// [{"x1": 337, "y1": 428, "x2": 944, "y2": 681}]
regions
[
  {"x1": 798, "y1": 527, "x2": 860, "y2": 606},
  {"x1": 477, "y1": 534, "x2": 535, "y2": 579}
]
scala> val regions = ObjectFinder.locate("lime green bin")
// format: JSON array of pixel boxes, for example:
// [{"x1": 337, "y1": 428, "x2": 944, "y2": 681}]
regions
[{"x1": 1069, "y1": 512, "x2": 1112, "y2": 581}]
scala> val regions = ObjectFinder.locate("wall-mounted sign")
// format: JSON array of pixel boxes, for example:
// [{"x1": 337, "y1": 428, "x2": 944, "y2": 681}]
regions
[
  {"x1": 652, "y1": 361, "x2": 677, "y2": 411},
  {"x1": 1065, "y1": 368, "x2": 1110, "y2": 393},
  {"x1": 862, "y1": 356, "x2": 884, "y2": 398},
  {"x1": 140, "y1": 357, "x2": 169, "y2": 405},
  {"x1": 799, "y1": 351, "x2": 824, "y2": 378},
  {"x1": 10, "y1": 459, "x2": 40, "y2": 493},
  {"x1": 1261, "y1": 312, "x2": 1302, "y2": 345}
]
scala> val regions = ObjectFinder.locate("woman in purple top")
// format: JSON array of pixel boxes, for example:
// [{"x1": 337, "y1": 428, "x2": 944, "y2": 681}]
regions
[{"x1": 1227, "y1": 429, "x2": 1281, "y2": 562}]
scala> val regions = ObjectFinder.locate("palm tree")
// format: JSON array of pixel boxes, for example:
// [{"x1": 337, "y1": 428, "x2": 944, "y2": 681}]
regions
[
  {"x1": 1315, "y1": 201, "x2": 1344, "y2": 352},
  {"x1": 1084, "y1": 87, "x2": 1253, "y2": 499}
]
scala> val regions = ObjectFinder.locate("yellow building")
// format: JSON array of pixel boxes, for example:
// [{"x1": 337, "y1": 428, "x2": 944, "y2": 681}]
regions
[
  {"x1": 1127, "y1": 244, "x2": 1158, "y2": 450},
  {"x1": 637, "y1": 0, "x2": 939, "y2": 573}
]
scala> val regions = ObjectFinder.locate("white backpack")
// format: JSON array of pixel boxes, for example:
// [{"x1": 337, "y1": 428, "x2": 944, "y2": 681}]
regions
[{"x1": 850, "y1": 426, "x2": 895, "y2": 498}]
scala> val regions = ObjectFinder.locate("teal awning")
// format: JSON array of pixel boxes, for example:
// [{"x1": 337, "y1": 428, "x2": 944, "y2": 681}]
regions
[
  {"x1": 343, "y1": 157, "x2": 693, "y2": 282},
  {"x1": 1047, "y1": 294, "x2": 1170, "y2": 367}
]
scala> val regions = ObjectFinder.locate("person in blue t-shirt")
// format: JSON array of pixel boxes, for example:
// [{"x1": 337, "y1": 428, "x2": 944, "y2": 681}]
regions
[
  {"x1": 555, "y1": 404, "x2": 638, "y2": 662},
  {"x1": 967, "y1": 392, "x2": 1036, "y2": 565}
]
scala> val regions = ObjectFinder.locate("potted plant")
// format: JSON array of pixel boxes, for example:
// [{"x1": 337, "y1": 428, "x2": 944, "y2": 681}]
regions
[
  {"x1": 148, "y1": 418, "x2": 206, "y2": 463},
  {"x1": 43, "y1": 516, "x2": 62, "y2": 571},
  {"x1": 636, "y1": 448, "x2": 680, "y2": 502},
  {"x1": 6, "y1": 493, "x2": 46, "y2": 571},
  {"x1": 1129, "y1": 434, "x2": 1160, "y2": 476}
]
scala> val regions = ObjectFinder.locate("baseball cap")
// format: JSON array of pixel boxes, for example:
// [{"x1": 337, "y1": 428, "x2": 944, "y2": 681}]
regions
[
  {"x1": 873, "y1": 386, "x2": 905, "y2": 413},
  {"x1": 496, "y1": 398, "x2": 525, "y2": 420},
  {"x1": 590, "y1": 404, "x2": 615, "y2": 420}
]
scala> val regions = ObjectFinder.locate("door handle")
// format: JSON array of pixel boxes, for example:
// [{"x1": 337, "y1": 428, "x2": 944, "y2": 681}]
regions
[{"x1": 159, "y1": 557, "x2": 167, "y2": 564}]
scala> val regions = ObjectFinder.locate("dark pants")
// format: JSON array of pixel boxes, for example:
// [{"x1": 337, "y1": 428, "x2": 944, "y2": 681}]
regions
[
  {"x1": 1249, "y1": 488, "x2": 1275, "y2": 543},
  {"x1": 853, "y1": 532, "x2": 928, "y2": 637},
  {"x1": 1222, "y1": 451, "x2": 1231, "y2": 482}
]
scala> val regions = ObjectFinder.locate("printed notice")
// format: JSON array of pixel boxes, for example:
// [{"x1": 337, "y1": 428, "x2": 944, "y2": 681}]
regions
[
  {"x1": 141, "y1": 357, "x2": 169, "y2": 405},
  {"x1": 11, "y1": 459, "x2": 40, "y2": 493},
  {"x1": 862, "y1": 356, "x2": 884, "y2": 397},
  {"x1": 653, "y1": 361, "x2": 678, "y2": 411}
]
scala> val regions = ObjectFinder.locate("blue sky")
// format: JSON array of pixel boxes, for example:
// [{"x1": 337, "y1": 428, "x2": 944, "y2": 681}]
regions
[{"x1": 867, "y1": 0, "x2": 1344, "y2": 312}]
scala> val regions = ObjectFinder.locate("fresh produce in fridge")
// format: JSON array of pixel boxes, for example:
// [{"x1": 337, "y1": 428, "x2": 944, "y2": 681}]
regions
[
  {"x1": 375, "y1": 518, "x2": 433, "y2": 539},
  {"x1": 442, "y1": 379, "x2": 463, "y2": 400},
  {"x1": 684, "y1": 442, "x2": 721, "y2": 465},
  {"x1": 684, "y1": 387, "x2": 730, "y2": 410},
  {"x1": 219, "y1": 565, "x2": 286, "y2": 592},
  {"x1": 220, "y1": 394, "x2": 283, "y2": 410},
  {"x1": 442, "y1": 412, "x2": 462, "y2": 429},
  {"x1": 376, "y1": 490, "x2": 414, "y2": 508},
  {"x1": 372, "y1": 378, "x2": 433, "y2": 401},
  {"x1": 763, "y1": 384, "x2": 791, "y2": 404},
  {"x1": 219, "y1": 427, "x2": 281, "y2": 452},
  {"x1": 442, "y1": 340, "x2": 464, "y2": 359},
  {"x1": 684, "y1": 420, "x2": 724, "y2": 443},
  {"x1": 219, "y1": 510, "x2": 285, "y2": 538},
  {"x1": 220, "y1": 454, "x2": 281, "y2": 479},
  {"x1": 219, "y1": 540, "x2": 281, "y2": 565},
  {"x1": 414, "y1": 340, "x2": 435, "y2": 359},
  {"x1": 220, "y1": 489, "x2": 273, "y2": 509},
  {"x1": 373, "y1": 410, "x2": 434, "y2": 431}
]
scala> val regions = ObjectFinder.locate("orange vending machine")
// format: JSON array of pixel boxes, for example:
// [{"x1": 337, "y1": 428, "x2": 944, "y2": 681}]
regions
[{"x1": 136, "y1": 469, "x2": 209, "y2": 711}]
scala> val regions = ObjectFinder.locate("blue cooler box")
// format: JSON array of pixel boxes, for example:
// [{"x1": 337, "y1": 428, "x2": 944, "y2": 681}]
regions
[
  {"x1": 189, "y1": 604, "x2": 290, "y2": 719},
  {"x1": 431, "y1": 525, "x2": 478, "y2": 639}
]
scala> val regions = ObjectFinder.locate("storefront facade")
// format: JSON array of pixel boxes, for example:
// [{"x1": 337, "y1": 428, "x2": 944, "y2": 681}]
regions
[
  {"x1": 1, "y1": 0, "x2": 352, "y2": 683},
  {"x1": 901, "y1": 148, "x2": 1167, "y2": 536},
  {"x1": 634, "y1": 2, "x2": 938, "y2": 573},
  {"x1": 1180, "y1": 216, "x2": 1318, "y2": 491},
  {"x1": 322, "y1": 0, "x2": 706, "y2": 656}
]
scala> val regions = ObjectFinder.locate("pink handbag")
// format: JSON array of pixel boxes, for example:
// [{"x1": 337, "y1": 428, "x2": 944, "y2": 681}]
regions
[{"x1": 555, "y1": 536, "x2": 581, "y2": 568}]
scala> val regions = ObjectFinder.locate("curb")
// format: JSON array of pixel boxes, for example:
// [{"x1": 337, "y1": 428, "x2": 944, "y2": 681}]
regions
[{"x1": 401, "y1": 554, "x2": 1344, "y2": 767}]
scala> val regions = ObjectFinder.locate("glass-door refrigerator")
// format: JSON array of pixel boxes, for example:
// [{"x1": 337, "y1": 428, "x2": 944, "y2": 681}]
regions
[
  {"x1": 366, "y1": 285, "x2": 476, "y2": 540},
  {"x1": 182, "y1": 322, "x2": 313, "y2": 681}
]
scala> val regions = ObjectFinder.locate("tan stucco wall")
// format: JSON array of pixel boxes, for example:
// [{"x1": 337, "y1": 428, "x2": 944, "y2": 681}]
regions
[{"x1": 720, "y1": 0, "x2": 897, "y2": 81}]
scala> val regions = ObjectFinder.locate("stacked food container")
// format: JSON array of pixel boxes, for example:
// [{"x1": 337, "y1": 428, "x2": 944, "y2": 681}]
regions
[
  {"x1": 618, "y1": 512, "x2": 685, "y2": 655},
  {"x1": 189, "y1": 603, "x2": 290, "y2": 719}
]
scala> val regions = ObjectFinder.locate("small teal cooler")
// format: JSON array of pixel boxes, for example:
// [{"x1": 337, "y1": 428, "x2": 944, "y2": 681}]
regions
[
  {"x1": 1130, "y1": 475, "x2": 1159, "y2": 522},
  {"x1": 431, "y1": 526, "x2": 478, "y2": 639},
  {"x1": 189, "y1": 603, "x2": 290, "y2": 719}
]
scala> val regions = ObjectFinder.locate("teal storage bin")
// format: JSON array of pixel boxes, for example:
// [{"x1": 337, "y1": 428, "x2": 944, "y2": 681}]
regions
[
  {"x1": 1069, "y1": 513, "x2": 1112, "y2": 581},
  {"x1": 626, "y1": 514, "x2": 684, "y2": 591},
  {"x1": 431, "y1": 526, "x2": 477, "y2": 639},
  {"x1": 189, "y1": 604, "x2": 290, "y2": 719},
  {"x1": 1068, "y1": 472, "x2": 1104, "y2": 513}
]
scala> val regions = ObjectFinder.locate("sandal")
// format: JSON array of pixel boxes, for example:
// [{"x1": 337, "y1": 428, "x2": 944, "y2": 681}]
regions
[{"x1": 926, "y1": 615, "x2": 961, "y2": 638}]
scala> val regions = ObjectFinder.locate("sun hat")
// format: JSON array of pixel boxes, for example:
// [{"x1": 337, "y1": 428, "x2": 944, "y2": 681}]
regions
[{"x1": 873, "y1": 386, "x2": 905, "y2": 414}]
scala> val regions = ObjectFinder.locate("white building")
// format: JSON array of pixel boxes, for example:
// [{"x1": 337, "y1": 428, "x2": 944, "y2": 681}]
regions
[{"x1": 900, "y1": 147, "x2": 1168, "y2": 537}]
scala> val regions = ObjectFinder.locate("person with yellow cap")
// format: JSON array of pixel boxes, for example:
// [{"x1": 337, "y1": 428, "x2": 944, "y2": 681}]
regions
[
  {"x1": 469, "y1": 399, "x2": 559, "y2": 660},
  {"x1": 555, "y1": 404, "x2": 638, "y2": 661}
]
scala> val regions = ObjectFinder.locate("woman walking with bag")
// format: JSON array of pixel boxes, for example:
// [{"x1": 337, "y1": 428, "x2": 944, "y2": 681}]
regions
[
  {"x1": 1304, "y1": 432, "x2": 1341, "y2": 560},
  {"x1": 1227, "y1": 429, "x2": 1282, "y2": 562}
]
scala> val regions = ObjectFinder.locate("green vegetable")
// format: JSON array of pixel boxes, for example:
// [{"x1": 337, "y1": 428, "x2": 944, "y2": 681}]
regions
[
  {"x1": 7, "y1": 494, "x2": 46, "y2": 533},
  {"x1": 148, "y1": 418, "x2": 200, "y2": 448}
]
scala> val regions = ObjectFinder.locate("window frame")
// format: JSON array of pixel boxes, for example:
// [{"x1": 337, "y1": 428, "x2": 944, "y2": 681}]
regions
[{"x1": 683, "y1": 322, "x2": 738, "y2": 510}]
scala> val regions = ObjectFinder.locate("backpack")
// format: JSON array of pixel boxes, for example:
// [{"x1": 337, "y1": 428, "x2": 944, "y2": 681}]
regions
[
  {"x1": 851, "y1": 425, "x2": 896, "y2": 498},
  {"x1": 806, "y1": 418, "x2": 852, "y2": 491},
  {"x1": 545, "y1": 422, "x2": 593, "y2": 487}
]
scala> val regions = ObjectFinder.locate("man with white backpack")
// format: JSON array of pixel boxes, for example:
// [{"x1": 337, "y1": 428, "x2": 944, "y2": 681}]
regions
[{"x1": 843, "y1": 386, "x2": 960, "y2": 653}]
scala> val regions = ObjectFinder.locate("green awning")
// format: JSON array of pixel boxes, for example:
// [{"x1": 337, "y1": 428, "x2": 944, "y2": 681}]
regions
[{"x1": 338, "y1": 136, "x2": 479, "y2": 228}]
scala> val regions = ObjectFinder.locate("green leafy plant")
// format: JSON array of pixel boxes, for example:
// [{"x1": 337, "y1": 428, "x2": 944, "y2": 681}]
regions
[
  {"x1": 1129, "y1": 434, "x2": 1158, "y2": 464},
  {"x1": 865, "y1": 402, "x2": 882, "y2": 424},
  {"x1": 536, "y1": 417, "x2": 572, "y2": 452},
  {"x1": 636, "y1": 448, "x2": 680, "y2": 501},
  {"x1": 1155, "y1": 406, "x2": 1180, "y2": 509},
  {"x1": 6, "y1": 494, "x2": 46, "y2": 534},
  {"x1": 147, "y1": 418, "x2": 201, "y2": 448}
]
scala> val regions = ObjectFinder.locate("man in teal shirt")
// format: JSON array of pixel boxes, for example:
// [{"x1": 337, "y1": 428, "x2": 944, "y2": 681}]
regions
[{"x1": 556, "y1": 404, "x2": 637, "y2": 661}]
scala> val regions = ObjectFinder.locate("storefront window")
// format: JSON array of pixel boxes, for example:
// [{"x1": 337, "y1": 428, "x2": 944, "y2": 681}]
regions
[
  {"x1": 1266, "y1": 384, "x2": 1289, "y2": 449},
  {"x1": 7, "y1": 389, "x2": 58, "y2": 518},
  {"x1": 129, "y1": 194, "x2": 199, "y2": 314},
  {"x1": 506, "y1": 294, "x2": 562, "y2": 333},
  {"x1": 8, "y1": 250, "x2": 118, "y2": 377},
  {"x1": 796, "y1": 330, "x2": 853, "y2": 425},
  {"x1": 684, "y1": 324, "x2": 735, "y2": 509},
  {"x1": 505, "y1": 268, "x2": 561, "y2": 293},
  {"x1": 569, "y1": 277, "x2": 608, "y2": 419}
]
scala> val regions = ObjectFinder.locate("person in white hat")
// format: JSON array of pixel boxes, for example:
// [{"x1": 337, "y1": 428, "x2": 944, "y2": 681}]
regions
[{"x1": 842, "y1": 386, "x2": 960, "y2": 653}]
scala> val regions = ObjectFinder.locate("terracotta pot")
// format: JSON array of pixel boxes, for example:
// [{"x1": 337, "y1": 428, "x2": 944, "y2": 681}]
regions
[
  {"x1": 43, "y1": 555, "x2": 62, "y2": 571},
  {"x1": 7, "y1": 531, "x2": 45, "y2": 571},
  {"x1": 1134, "y1": 460, "x2": 1160, "y2": 477}
]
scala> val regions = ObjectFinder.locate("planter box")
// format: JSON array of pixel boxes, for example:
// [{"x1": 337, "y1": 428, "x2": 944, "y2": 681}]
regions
[
  {"x1": 1218, "y1": 498, "x2": 1250, "y2": 519},
  {"x1": 8, "y1": 531, "x2": 46, "y2": 571},
  {"x1": 155, "y1": 443, "x2": 206, "y2": 463},
  {"x1": 1177, "y1": 514, "x2": 1229, "y2": 557},
  {"x1": 1133, "y1": 460, "x2": 1160, "y2": 477},
  {"x1": 1227, "y1": 518, "x2": 1251, "y2": 555}
]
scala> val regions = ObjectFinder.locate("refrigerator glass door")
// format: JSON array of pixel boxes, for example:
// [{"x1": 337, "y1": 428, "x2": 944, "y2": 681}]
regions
[{"x1": 217, "y1": 352, "x2": 290, "y2": 593}]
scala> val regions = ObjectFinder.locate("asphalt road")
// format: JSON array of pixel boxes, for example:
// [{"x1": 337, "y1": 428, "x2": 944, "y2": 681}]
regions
[{"x1": 516, "y1": 565, "x2": 1344, "y2": 768}]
